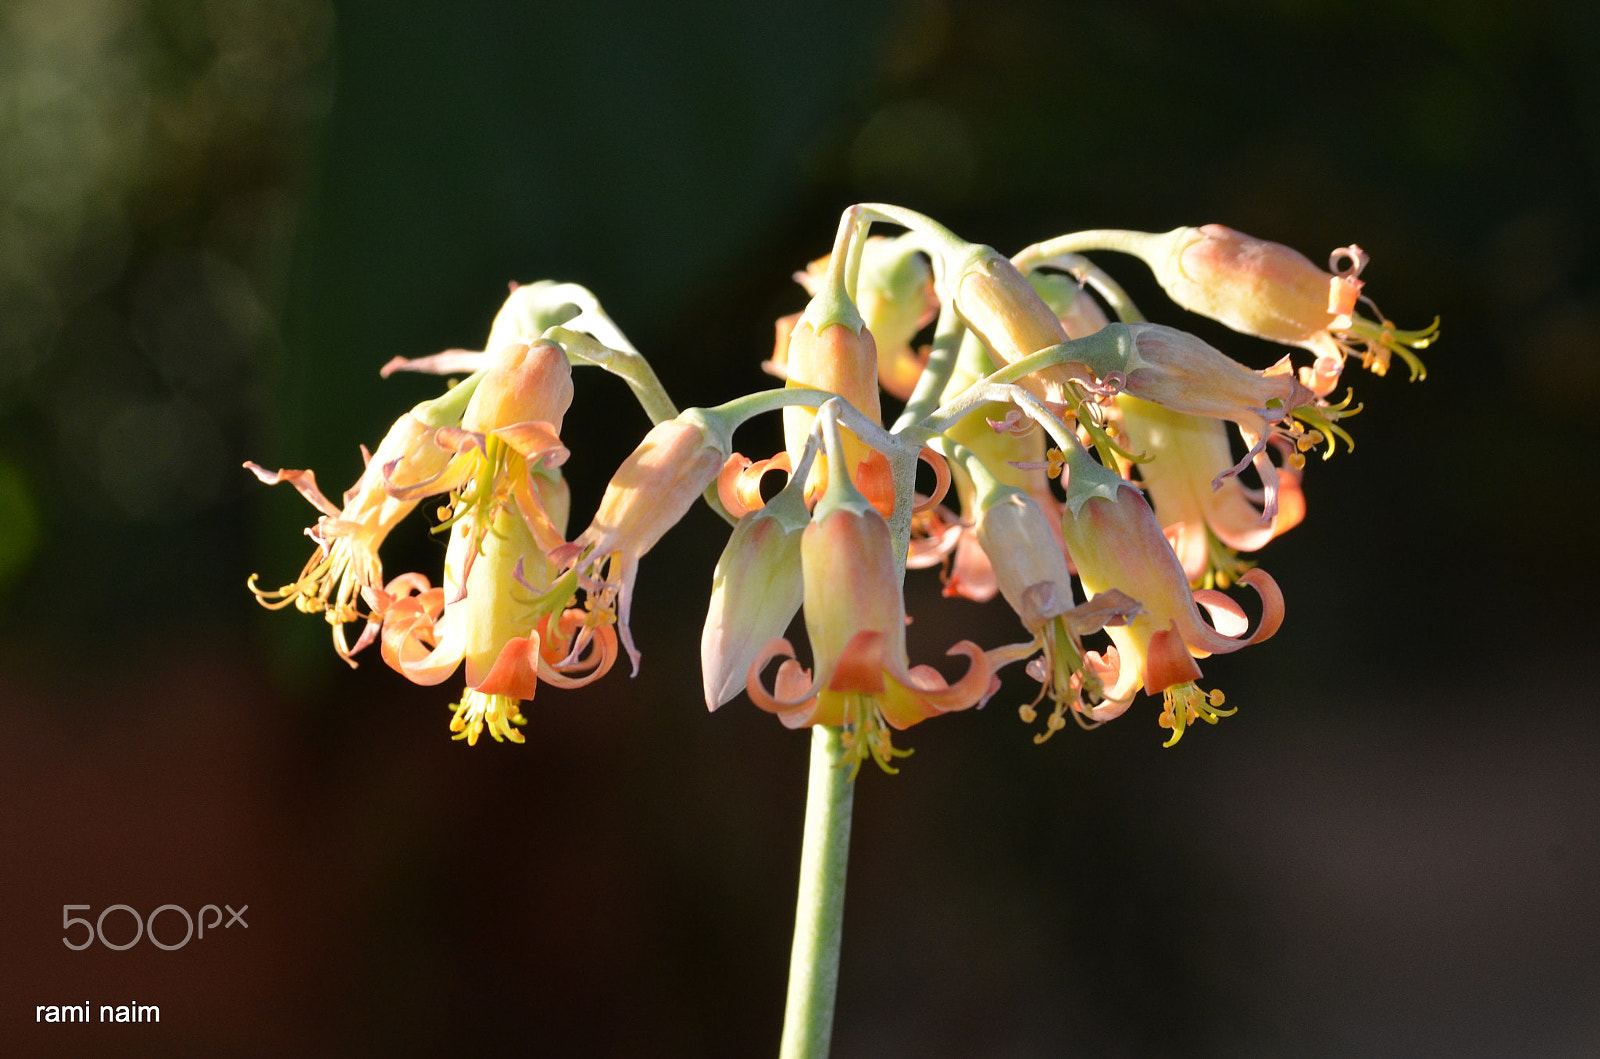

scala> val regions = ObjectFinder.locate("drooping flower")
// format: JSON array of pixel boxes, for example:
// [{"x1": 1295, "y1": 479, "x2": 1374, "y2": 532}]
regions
[
  {"x1": 774, "y1": 262, "x2": 896, "y2": 514},
  {"x1": 974, "y1": 487, "x2": 1140, "y2": 741},
  {"x1": 553, "y1": 411, "x2": 731, "y2": 674},
  {"x1": 1107, "y1": 224, "x2": 1437, "y2": 393},
  {"x1": 1057, "y1": 442, "x2": 1283, "y2": 745},
  {"x1": 380, "y1": 485, "x2": 615, "y2": 745},
  {"x1": 907, "y1": 332, "x2": 1062, "y2": 602},
  {"x1": 746, "y1": 457, "x2": 994, "y2": 775},
  {"x1": 374, "y1": 340, "x2": 616, "y2": 742},
  {"x1": 950, "y1": 248, "x2": 1077, "y2": 399},
  {"x1": 244, "y1": 387, "x2": 467, "y2": 663}
]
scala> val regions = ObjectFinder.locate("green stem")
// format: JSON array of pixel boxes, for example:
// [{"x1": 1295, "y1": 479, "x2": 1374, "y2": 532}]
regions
[
  {"x1": 1011, "y1": 227, "x2": 1179, "y2": 272},
  {"x1": 543, "y1": 325, "x2": 679, "y2": 425},
  {"x1": 779, "y1": 725, "x2": 855, "y2": 1059}
]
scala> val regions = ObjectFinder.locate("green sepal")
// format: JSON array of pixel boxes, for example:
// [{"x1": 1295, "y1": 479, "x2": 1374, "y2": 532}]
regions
[{"x1": 1059, "y1": 438, "x2": 1133, "y2": 518}]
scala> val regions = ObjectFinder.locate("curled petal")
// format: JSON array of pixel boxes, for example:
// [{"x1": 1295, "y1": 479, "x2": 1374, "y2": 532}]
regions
[
  {"x1": 243, "y1": 463, "x2": 341, "y2": 518},
  {"x1": 1192, "y1": 590, "x2": 1249, "y2": 639},
  {"x1": 746, "y1": 638, "x2": 824, "y2": 728},
  {"x1": 379, "y1": 585, "x2": 463, "y2": 686},
  {"x1": 538, "y1": 622, "x2": 619, "y2": 689},
  {"x1": 913, "y1": 446, "x2": 951, "y2": 513},
  {"x1": 1084, "y1": 646, "x2": 1138, "y2": 719},
  {"x1": 496, "y1": 421, "x2": 569, "y2": 468},
  {"x1": 881, "y1": 640, "x2": 994, "y2": 727},
  {"x1": 1181, "y1": 567, "x2": 1284, "y2": 655},
  {"x1": 718, "y1": 452, "x2": 793, "y2": 517}
]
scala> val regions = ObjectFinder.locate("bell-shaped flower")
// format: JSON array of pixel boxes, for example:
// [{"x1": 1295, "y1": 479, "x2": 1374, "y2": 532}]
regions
[
  {"x1": 554, "y1": 411, "x2": 730, "y2": 674},
  {"x1": 370, "y1": 340, "x2": 610, "y2": 742},
  {"x1": 1112, "y1": 224, "x2": 1437, "y2": 392},
  {"x1": 1057, "y1": 442, "x2": 1283, "y2": 745},
  {"x1": 974, "y1": 487, "x2": 1141, "y2": 741},
  {"x1": 1088, "y1": 323, "x2": 1316, "y2": 523},
  {"x1": 380, "y1": 486, "x2": 616, "y2": 745},
  {"x1": 746, "y1": 459, "x2": 994, "y2": 775},
  {"x1": 1116, "y1": 394, "x2": 1304, "y2": 586},
  {"x1": 245, "y1": 389, "x2": 465, "y2": 663}
]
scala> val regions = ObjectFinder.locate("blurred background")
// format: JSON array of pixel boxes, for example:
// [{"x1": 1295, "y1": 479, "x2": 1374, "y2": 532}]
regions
[{"x1": 3, "y1": 0, "x2": 1598, "y2": 1054}]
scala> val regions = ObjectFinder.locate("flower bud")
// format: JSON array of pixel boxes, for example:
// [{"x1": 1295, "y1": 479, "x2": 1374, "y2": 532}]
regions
[{"x1": 701, "y1": 491, "x2": 807, "y2": 710}]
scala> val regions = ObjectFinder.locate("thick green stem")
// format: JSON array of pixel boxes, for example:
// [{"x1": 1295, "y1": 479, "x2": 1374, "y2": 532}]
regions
[{"x1": 778, "y1": 725, "x2": 855, "y2": 1059}]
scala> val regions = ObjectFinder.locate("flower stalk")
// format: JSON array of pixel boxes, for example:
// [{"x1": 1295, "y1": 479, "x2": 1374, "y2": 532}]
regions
[{"x1": 778, "y1": 725, "x2": 855, "y2": 1059}]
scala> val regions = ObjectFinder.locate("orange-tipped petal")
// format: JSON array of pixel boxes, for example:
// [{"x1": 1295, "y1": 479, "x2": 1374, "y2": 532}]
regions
[
  {"x1": 474, "y1": 633, "x2": 545, "y2": 700},
  {"x1": 1144, "y1": 624, "x2": 1204, "y2": 693},
  {"x1": 827, "y1": 630, "x2": 889, "y2": 695}
]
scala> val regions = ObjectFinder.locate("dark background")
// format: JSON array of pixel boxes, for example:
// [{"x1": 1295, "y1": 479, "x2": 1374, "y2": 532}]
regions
[{"x1": 4, "y1": 0, "x2": 1598, "y2": 1055}]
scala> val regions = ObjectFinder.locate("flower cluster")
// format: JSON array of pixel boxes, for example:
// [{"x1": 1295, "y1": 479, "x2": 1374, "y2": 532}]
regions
[{"x1": 248, "y1": 207, "x2": 1433, "y2": 768}]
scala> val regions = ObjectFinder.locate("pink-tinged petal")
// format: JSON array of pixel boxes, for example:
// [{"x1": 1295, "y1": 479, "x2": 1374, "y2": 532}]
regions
[
  {"x1": 494, "y1": 420, "x2": 569, "y2": 468},
  {"x1": 914, "y1": 447, "x2": 951, "y2": 513},
  {"x1": 379, "y1": 588, "x2": 464, "y2": 686},
  {"x1": 1165, "y1": 519, "x2": 1210, "y2": 584},
  {"x1": 717, "y1": 452, "x2": 793, "y2": 518},
  {"x1": 243, "y1": 462, "x2": 341, "y2": 517},
  {"x1": 746, "y1": 638, "x2": 825, "y2": 728},
  {"x1": 1085, "y1": 644, "x2": 1140, "y2": 714},
  {"x1": 747, "y1": 638, "x2": 814, "y2": 709},
  {"x1": 906, "y1": 509, "x2": 963, "y2": 569},
  {"x1": 1235, "y1": 568, "x2": 1284, "y2": 643},
  {"x1": 1192, "y1": 589, "x2": 1249, "y2": 638},
  {"x1": 379, "y1": 349, "x2": 488, "y2": 377},
  {"x1": 943, "y1": 529, "x2": 999, "y2": 602},
  {"x1": 1202, "y1": 479, "x2": 1279, "y2": 554},
  {"x1": 1065, "y1": 588, "x2": 1142, "y2": 635},
  {"x1": 1177, "y1": 567, "x2": 1284, "y2": 655},
  {"x1": 380, "y1": 449, "x2": 471, "y2": 502},
  {"x1": 510, "y1": 474, "x2": 569, "y2": 556}
]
